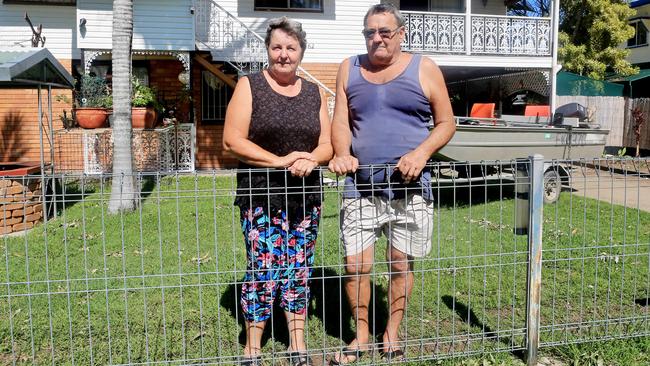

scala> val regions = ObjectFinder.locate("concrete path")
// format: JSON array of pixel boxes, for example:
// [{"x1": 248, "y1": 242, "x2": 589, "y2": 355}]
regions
[{"x1": 569, "y1": 167, "x2": 650, "y2": 212}]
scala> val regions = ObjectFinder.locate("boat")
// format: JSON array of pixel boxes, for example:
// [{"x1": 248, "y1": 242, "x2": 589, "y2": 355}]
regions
[
  {"x1": 435, "y1": 116, "x2": 610, "y2": 162},
  {"x1": 430, "y1": 112, "x2": 610, "y2": 204}
]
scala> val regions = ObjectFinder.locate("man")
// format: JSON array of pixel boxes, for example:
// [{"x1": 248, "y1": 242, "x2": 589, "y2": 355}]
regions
[{"x1": 328, "y1": 3, "x2": 455, "y2": 364}]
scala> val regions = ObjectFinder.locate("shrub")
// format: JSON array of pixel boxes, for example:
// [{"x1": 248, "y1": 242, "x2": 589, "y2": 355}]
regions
[
  {"x1": 78, "y1": 75, "x2": 112, "y2": 108},
  {"x1": 132, "y1": 77, "x2": 160, "y2": 110}
]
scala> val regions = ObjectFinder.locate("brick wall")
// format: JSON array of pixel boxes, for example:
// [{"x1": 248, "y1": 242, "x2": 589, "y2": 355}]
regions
[
  {"x1": 148, "y1": 59, "x2": 191, "y2": 123},
  {"x1": 0, "y1": 177, "x2": 44, "y2": 235},
  {"x1": 0, "y1": 59, "x2": 73, "y2": 163},
  {"x1": 300, "y1": 62, "x2": 339, "y2": 92}
]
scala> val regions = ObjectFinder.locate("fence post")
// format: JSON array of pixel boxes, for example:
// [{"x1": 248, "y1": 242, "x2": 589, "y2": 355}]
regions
[{"x1": 526, "y1": 154, "x2": 544, "y2": 366}]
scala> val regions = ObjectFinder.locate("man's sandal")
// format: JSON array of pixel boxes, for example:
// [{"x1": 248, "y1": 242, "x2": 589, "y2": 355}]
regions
[
  {"x1": 239, "y1": 355, "x2": 262, "y2": 366},
  {"x1": 328, "y1": 347, "x2": 367, "y2": 365},
  {"x1": 289, "y1": 351, "x2": 311, "y2": 366}
]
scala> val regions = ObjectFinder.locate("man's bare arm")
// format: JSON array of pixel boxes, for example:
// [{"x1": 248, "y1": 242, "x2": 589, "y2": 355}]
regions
[
  {"x1": 395, "y1": 57, "x2": 456, "y2": 182},
  {"x1": 328, "y1": 58, "x2": 359, "y2": 175}
]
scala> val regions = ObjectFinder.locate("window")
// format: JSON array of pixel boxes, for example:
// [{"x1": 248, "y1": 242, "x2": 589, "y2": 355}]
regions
[
  {"x1": 254, "y1": 0, "x2": 323, "y2": 12},
  {"x1": 2, "y1": 0, "x2": 76, "y2": 5},
  {"x1": 628, "y1": 21, "x2": 648, "y2": 47},
  {"x1": 201, "y1": 71, "x2": 233, "y2": 124},
  {"x1": 401, "y1": 0, "x2": 463, "y2": 13}
]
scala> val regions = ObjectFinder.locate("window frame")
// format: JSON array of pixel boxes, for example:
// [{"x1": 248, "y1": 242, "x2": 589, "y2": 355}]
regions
[
  {"x1": 253, "y1": 0, "x2": 324, "y2": 13},
  {"x1": 200, "y1": 70, "x2": 233, "y2": 125},
  {"x1": 2, "y1": 0, "x2": 76, "y2": 5},
  {"x1": 627, "y1": 20, "x2": 648, "y2": 48}
]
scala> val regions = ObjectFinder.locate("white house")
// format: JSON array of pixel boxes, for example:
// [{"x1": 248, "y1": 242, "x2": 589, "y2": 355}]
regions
[{"x1": 0, "y1": 0, "x2": 558, "y2": 169}]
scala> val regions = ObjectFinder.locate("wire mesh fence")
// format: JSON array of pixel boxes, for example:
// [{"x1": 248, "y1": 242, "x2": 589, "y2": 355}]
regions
[{"x1": 1, "y1": 157, "x2": 649, "y2": 365}]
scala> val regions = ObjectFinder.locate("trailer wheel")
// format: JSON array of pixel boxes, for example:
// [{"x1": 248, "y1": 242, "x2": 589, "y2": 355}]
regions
[{"x1": 543, "y1": 170, "x2": 561, "y2": 204}]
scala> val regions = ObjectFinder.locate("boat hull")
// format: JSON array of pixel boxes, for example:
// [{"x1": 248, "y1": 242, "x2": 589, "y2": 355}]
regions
[{"x1": 435, "y1": 125, "x2": 609, "y2": 162}]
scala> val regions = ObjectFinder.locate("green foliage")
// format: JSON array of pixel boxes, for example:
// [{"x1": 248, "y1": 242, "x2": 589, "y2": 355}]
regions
[
  {"x1": 131, "y1": 77, "x2": 160, "y2": 109},
  {"x1": 78, "y1": 74, "x2": 112, "y2": 108},
  {"x1": 54, "y1": 93, "x2": 77, "y2": 128},
  {"x1": 559, "y1": 0, "x2": 638, "y2": 79}
]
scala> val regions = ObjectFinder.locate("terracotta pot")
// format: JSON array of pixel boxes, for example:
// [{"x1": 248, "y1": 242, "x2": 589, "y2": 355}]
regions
[
  {"x1": 75, "y1": 107, "x2": 108, "y2": 129},
  {"x1": 131, "y1": 107, "x2": 158, "y2": 129}
]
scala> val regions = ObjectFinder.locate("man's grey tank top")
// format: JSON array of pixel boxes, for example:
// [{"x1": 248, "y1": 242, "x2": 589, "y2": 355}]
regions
[{"x1": 343, "y1": 53, "x2": 434, "y2": 200}]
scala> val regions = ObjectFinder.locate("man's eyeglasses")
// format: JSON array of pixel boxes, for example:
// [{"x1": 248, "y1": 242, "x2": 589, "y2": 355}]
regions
[{"x1": 361, "y1": 26, "x2": 401, "y2": 40}]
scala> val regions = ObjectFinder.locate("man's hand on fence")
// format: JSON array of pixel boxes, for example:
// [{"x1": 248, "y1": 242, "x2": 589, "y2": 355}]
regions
[
  {"x1": 328, "y1": 155, "x2": 359, "y2": 175},
  {"x1": 395, "y1": 149, "x2": 429, "y2": 183}
]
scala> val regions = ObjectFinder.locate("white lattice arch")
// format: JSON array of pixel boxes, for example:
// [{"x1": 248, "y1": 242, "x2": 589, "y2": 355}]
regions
[
  {"x1": 83, "y1": 50, "x2": 191, "y2": 74},
  {"x1": 500, "y1": 70, "x2": 551, "y2": 97}
]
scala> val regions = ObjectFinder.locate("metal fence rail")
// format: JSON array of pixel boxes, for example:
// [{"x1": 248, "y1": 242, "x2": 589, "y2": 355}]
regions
[{"x1": 1, "y1": 157, "x2": 649, "y2": 365}]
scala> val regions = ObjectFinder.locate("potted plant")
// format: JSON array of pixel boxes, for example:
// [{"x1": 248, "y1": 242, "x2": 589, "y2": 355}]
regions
[
  {"x1": 75, "y1": 75, "x2": 112, "y2": 129},
  {"x1": 131, "y1": 78, "x2": 160, "y2": 129}
]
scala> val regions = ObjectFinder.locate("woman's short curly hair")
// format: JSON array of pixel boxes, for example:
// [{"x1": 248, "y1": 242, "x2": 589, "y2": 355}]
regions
[{"x1": 265, "y1": 17, "x2": 307, "y2": 58}]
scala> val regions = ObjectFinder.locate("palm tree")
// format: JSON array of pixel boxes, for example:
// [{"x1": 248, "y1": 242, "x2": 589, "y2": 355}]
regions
[{"x1": 108, "y1": 0, "x2": 137, "y2": 213}]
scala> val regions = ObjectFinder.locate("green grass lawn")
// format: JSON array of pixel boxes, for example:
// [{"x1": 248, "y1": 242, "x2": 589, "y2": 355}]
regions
[{"x1": 1, "y1": 174, "x2": 649, "y2": 365}]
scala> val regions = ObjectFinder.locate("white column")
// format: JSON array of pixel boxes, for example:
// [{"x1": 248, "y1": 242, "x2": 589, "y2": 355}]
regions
[
  {"x1": 465, "y1": 0, "x2": 472, "y2": 55},
  {"x1": 550, "y1": 0, "x2": 561, "y2": 114}
]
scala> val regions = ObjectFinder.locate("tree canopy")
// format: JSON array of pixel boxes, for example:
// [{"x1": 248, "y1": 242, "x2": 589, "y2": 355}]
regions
[
  {"x1": 558, "y1": 0, "x2": 637, "y2": 79},
  {"x1": 507, "y1": 0, "x2": 637, "y2": 79}
]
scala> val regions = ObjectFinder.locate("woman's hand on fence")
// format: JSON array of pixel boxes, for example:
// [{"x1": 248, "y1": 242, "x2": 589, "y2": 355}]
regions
[
  {"x1": 276, "y1": 152, "x2": 316, "y2": 169},
  {"x1": 288, "y1": 158, "x2": 318, "y2": 177}
]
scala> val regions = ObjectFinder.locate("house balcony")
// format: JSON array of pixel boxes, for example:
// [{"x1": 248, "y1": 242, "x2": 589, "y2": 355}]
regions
[{"x1": 402, "y1": 11, "x2": 552, "y2": 57}]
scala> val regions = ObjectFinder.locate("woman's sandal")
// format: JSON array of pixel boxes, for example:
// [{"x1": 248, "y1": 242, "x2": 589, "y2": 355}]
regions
[
  {"x1": 288, "y1": 351, "x2": 311, "y2": 366},
  {"x1": 380, "y1": 348, "x2": 405, "y2": 362},
  {"x1": 328, "y1": 347, "x2": 367, "y2": 365},
  {"x1": 239, "y1": 355, "x2": 263, "y2": 366}
]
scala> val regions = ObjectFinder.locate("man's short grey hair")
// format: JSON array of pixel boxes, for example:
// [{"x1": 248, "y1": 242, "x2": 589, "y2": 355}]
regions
[
  {"x1": 265, "y1": 16, "x2": 307, "y2": 56},
  {"x1": 363, "y1": 3, "x2": 405, "y2": 27}
]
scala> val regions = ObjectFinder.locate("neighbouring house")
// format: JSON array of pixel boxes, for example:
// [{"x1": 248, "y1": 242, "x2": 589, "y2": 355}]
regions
[
  {"x1": 0, "y1": 0, "x2": 557, "y2": 172},
  {"x1": 611, "y1": 0, "x2": 650, "y2": 97}
]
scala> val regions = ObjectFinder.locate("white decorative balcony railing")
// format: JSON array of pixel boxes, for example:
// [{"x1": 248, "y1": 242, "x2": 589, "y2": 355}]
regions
[
  {"x1": 471, "y1": 15, "x2": 551, "y2": 55},
  {"x1": 402, "y1": 11, "x2": 552, "y2": 56},
  {"x1": 403, "y1": 12, "x2": 466, "y2": 53}
]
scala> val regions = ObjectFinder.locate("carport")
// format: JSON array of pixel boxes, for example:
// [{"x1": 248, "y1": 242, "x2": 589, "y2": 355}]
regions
[{"x1": 0, "y1": 47, "x2": 74, "y2": 172}]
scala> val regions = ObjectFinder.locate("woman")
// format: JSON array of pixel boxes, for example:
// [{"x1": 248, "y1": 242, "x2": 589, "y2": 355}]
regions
[{"x1": 222, "y1": 17, "x2": 332, "y2": 366}]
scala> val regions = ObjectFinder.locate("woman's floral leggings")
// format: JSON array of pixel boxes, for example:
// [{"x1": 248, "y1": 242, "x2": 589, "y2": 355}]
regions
[{"x1": 240, "y1": 206, "x2": 320, "y2": 322}]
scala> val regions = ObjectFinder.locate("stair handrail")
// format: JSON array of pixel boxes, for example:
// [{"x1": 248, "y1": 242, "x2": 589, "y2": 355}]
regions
[{"x1": 195, "y1": 0, "x2": 336, "y2": 99}]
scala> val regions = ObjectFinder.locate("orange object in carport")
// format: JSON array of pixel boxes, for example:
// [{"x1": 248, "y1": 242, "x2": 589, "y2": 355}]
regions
[
  {"x1": 470, "y1": 103, "x2": 495, "y2": 118},
  {"x1": 524, "y1": 105, "x2": 550, "y2": 117}
]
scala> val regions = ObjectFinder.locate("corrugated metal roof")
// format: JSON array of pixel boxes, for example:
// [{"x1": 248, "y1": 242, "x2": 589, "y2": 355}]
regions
[{"x1": 0, "y1": 47, "x2": 73, "y2": 88}]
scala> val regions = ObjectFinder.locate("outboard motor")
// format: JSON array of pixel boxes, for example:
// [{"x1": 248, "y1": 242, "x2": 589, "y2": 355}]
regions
[
  {"x1": 555, "y1": 103, "x2": 587, "y2": 120},
  {"x1": 553, "y1": 103, "x2": 589, "y2": 127}
]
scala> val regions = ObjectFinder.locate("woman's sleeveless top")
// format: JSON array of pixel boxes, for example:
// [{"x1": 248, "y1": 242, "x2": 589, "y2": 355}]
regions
[{"x1": 234, "y1": 71, "x2": 323, "y2": 212}]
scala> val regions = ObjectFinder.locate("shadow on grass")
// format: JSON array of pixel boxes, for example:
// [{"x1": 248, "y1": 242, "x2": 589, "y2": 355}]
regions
[
  {"x1": 441, "y1": 295, "x2": 524, "y2": 359},
  {"x1": 46, "y1": 177, "x2": 98, "y2": 217},
  {"x1": 635, "y1": 298, "x2": 650, "y2": 307},
  {"x1": 219, "y1": 267, "x2": 390, "y2": 348},
  {"x1": 140, "y1": 175, "x2": 156, "y2": 200},
  {"x1": 46, "y1": 175, "x2": 159, "y2": 217},
  {"x1": 435, "y1": 181, "x2": 516, "y2": 208}
]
